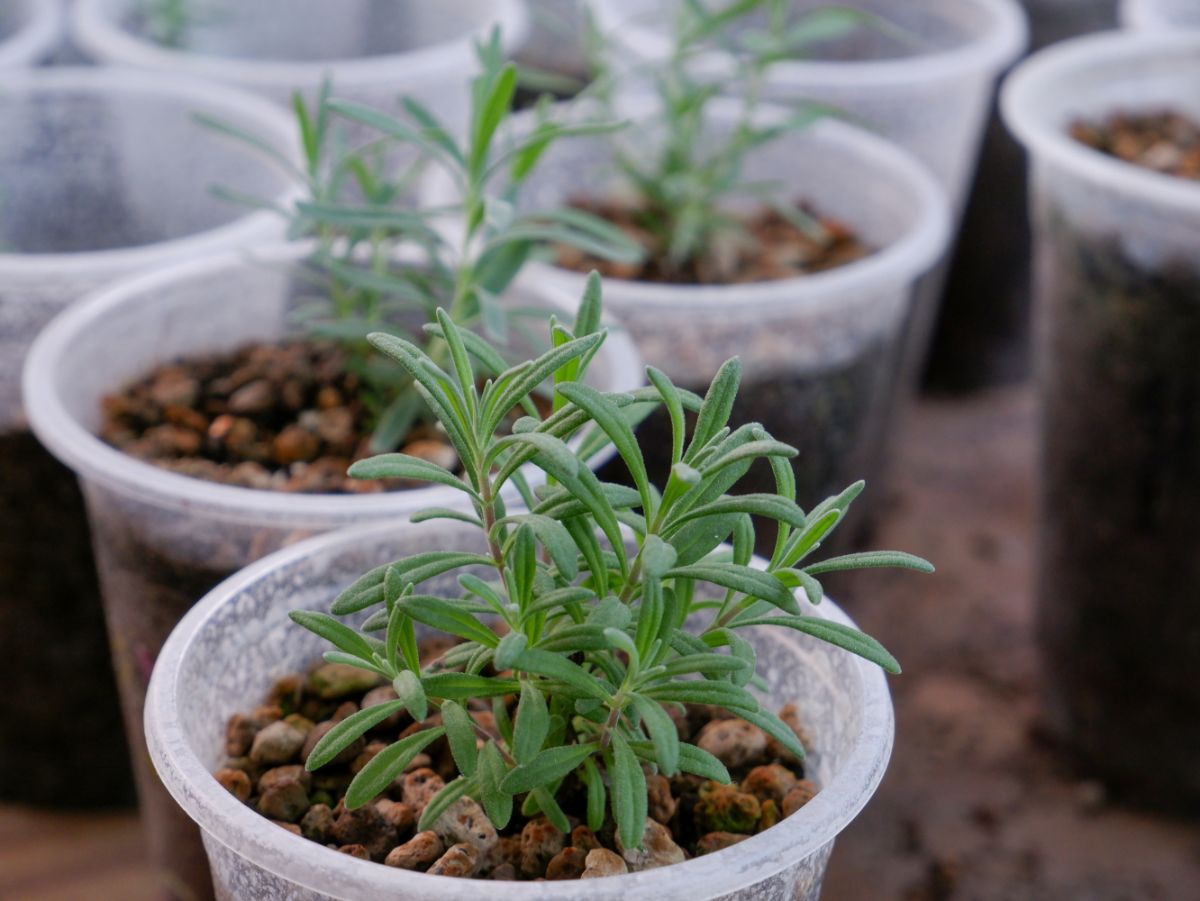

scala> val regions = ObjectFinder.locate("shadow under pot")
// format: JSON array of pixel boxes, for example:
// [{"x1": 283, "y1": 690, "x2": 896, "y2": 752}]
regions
[
  {"x1": 514, "y1": 98, "x2": 949, "y2": 547},
  {"x1": 144, "y1": 516, "x2": 895, "y2": 900},
  {"x1": 1003, "y1": 30, "x2": 1200, "y2": 813},
  {"x1": 0, "y1": 67, "x2": 296, "y2": 810},
  {"x1": 22, "y1": 244, "x2": 640, "y2": 899}
]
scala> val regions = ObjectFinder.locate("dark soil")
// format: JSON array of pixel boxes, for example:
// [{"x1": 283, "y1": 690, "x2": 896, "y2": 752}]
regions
[
  {"x1": 1035, "y1": 218, "x2": 1200, "y2": 812},
  {"x1": 100, "y1": 339, "x2": 457, "y2": 495},
  {"x1": 0, "y1": 429, "x2": 135, "y2": 809},
  {"x1": 556, "y1": 200, "x2": 870, "y2": 285},
  {"x1": 215, "y1": 647, "x2": 817, "y2": 881},
  {"x1": 1071, "y1": 110, "x2": 1200, "y2": 179}
]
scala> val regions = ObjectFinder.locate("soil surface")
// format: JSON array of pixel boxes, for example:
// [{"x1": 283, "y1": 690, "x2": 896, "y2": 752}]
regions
[
  {"x1": 100, "y1": 339, "x2": 457, "y2": 494},
  {"x1": 216, "y1": 649, "x2": 816, "y2": 881},
  {"x1": 557, "y1": 200, "x2": 870, "y2": 285},
  {"x1": 1071, "y1": 110, "x2": 1200, "y2": 179}
]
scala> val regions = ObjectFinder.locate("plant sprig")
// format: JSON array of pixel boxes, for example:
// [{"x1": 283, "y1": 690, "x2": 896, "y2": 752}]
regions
[{"x1": 291, "y1": 277, "x2": 931, "y2": 849}]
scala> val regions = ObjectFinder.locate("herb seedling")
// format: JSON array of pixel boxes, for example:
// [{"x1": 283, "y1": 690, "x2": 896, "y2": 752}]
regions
[
  {"x1": 584, "y1": 0, "x2": 876, "y2": 279},
  {"x1": 203, "y1": 29, "x2": 641, "y2": 451},
  {"x1": 291, "y1": 276, "x2": 931, "y2": 850}
]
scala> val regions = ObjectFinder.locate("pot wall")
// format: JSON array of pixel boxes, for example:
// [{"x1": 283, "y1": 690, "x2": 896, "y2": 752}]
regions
[
  {"x1": 146, "y1": 518, "x2": 894, "y2": 900},
  {"x1": 0, "y1": 0, "x2": 63, "y2": 67},
  {"x1": 1003, "y1": 31, "x2": 1200, "y2": 811}
]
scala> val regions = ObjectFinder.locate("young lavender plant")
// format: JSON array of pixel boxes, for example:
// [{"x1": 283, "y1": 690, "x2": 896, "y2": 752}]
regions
[
  {"x1": 584, "y1": 0, "x2": 877, "y2": 279},
  {"x1": 202, "y1": 28, "x2": 641, "y2": 450},
  {"x1": 290, "y1": 275, "x2": 932, "y2": 850}
]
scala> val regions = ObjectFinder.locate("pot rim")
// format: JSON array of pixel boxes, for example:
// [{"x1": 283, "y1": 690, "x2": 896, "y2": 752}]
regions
[
  {"x1": 591, "y1": 0, "x2": 1027, "y2": 90},
  {"x1": 0, "y1": 66, "x2": 300, "y2": 276},
  {"x1": 1118, "y1": 0, "x2": 1187, "y2": 30},
  {"x1": 70, "y1": 0, "x2": 529, "y2": 90},
  {"x1": 1001, "y1": 31, "x2": 1200, "y2": 212},
  {"x1": 0, "y1": 0, "x2": 63, "y2": 67},
  {"x1": 519, "y1": 96, "x2": 951, "y2": 312},
  {"x1": 21, "y1": 242, "x2": 643, "y2": 526},
  {"x1": 146, "y1": 517, "x2": 895, "y2": 900}
]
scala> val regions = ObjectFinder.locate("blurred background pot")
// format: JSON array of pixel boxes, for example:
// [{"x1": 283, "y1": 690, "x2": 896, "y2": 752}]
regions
[
  {"x1": 928, "y1": 0, "x2": 1120, "y2": 393},
  {"x1": 0, "y1": 67, "x2": 296, "y2": 811},
  {"x1": 513, "y1": 98, "x2": 949, "y2": 542},
  {"x1": 145, "y1": 517, "x2": 894, "y2": 900},
  {"x1": 0, "y1": 0, "x2": 63, "y2": 67},
  {"x1": 23, "y1": 244, "x2": 640, "y2": 898},
  {"x1": 1003, "y1": 31, "x2": 1200, "y2": 813},
  {"x1": 71, "y1": 0, "x2": 530, "y2": 137},
  {"x1": 1120, "y1": 0, "x2": 1200, "y2": 29}
]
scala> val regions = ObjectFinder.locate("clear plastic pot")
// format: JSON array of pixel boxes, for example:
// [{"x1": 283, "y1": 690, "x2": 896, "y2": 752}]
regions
[
  {"x1": 510, "y1": 98, "x2": 949, "y2": 532},
  {"x1": 1003, "y1": 31, "x2": 1200, "y2": 811},
  {"x1": 0, "y1": 0, "x2": 63, "y2": 67},
  {"x1": 71, "y1": 0, "x2": 530, "y2": 136},
  {"x1": 145, "y1": 516, "x2": 895, "y2": 900},
  {"x1": 0, "y1": 67, "x2": 297, "y2": 810},
  {"x1": 518, "y1": 0, "x2": 587, "y2": 78},
  {"x1": 1120, "y1": 0, "x2": 1200, "y2": 29},
  {"x1": 23, "y1": 244, "x2": 640, "y2": 897}
]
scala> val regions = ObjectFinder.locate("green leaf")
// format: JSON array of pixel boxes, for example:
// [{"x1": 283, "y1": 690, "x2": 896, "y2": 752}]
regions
[
  {"x1": 441, "y1": 701, "x2": 479, "y2": 777},
  {"x1": 607, "y1": 732, "x2": 647, "y2": 849},
  {"x1": 513, "y1": 682, "x2": 551, "y2": 764},
  {"x1": 686, "y1": 358, "x2": 741, "y2": 461},
  {"x1": 736, "y1": 615, "x2": 901, "y2": 674},
  {"x1": 469, "y1": 62, "x2": 518, "y2": 179},
  {"x1": 289, "y1": 611, "x2": 376, "y2": 664},
  {"x1": 657, "y1": 652, "x2": 750, "y2": 679},
  {"x1": 494, "y1": 631, "x2": 529, "y2": 671},
  {"x1": 574, "y1": 270, "x2": 604, "y2": 338},
  {"x1": 671, "y1": 494, "x2": 807, "y2": 533},
  {"x1": 528, "y1": 786, "x2": 571, "y2": 833},
  {"x1": 739, "y1": 705, "x2": 806, "y2": 762},
  {"x1": 780, "y1": 509, "x2": 842, "y2": 569},
  {"x1": 632, "y1": 696, "x2": 680, "y2": 776},
  {"x1": 500, "y1": 742, "x2": 597, "y2": 794},
  {"x1": 417, "y1": 775, "x2": 473, "y2": 832},
  {"x1": 400, "y1": 595, "x2": 499, "y2": 648},
  {"x1": 640, "y1": 534, "x2": 678, "y2": 578},
  {"x1": 347, "y1": 453, "x2": 478, "y2": 498},
  {"x1": 511, "y1": 648, "x2": 610, "y2": 701},
  {"x1": 344, "y1": 726, "x2": 445, "y2": 809},
  {"x1": 666, "y1": 562, "x2": 801, "y2": 616},
  {"x1": 392, "y1": 670, "x2": 427, "y2": 722},
  {"x1": 677, "y1": 742, "x2": 731, "y2": 783},
  {"x1": 644, "y1": 678, "x2": 759, "y2": 713},
  {"x1": 581, "y1": 756, "x2": 606, "y2": 832},
  {"x1": 305, "y1": 699, "x2": 406, "y2": 771},
  {"x1": 804, "y1": 550, "x2": 934, "y2": 576},
  {"x1": 422, "y1": 672, "x2": 520, "y2": 699},
  {"x1": 647, "y1": 366, "x2": 686, "y2": 467},
  {"x1": 477, "y1": 741, "x2": 514, "y2": 829}
]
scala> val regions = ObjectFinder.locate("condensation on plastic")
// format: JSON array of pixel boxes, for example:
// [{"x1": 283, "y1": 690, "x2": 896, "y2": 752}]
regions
[
  {"x1": 23, "y1": 244, "x2": 641, "y2": 896},
  {"x1": 1120, "y1": 0, "x2": 1200, "y2": 29},
  {"x1": 71, "y1": 0, "x2": 530, "y2": 138},
  {"x1": 0, "y1": 68, "x2": 299, "y2": 432},
  {"x1": 146, "y1": 516, "x2": 894, "y2": 900},
  {"x1": 592, "y1": 0, "x2": 1027, "y2": 214},
  {"x1": 1003, "y1": 31, "x2": 1200, "y2": 269},
  {"x1": 0, "y1": 0, "x2": 63, "y2": 67}
]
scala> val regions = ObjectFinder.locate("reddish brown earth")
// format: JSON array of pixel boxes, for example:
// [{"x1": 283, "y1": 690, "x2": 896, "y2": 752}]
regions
[{"x1": 3, "y1": 386, "x2": 1199, "y2": 899}]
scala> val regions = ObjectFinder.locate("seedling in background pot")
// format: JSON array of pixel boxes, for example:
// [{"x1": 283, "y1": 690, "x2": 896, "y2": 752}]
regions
[
  {"x1": 203, "y1": 28, "x2": 641, "y2": 451},
  {"x1": 291, "y1": 277, "x2": 932, "y2": 851}
]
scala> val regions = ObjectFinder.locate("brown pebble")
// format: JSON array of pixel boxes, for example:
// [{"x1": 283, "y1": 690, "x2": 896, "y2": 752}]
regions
[
  {"x1": 401, "y1": 768, "x2": 445, "y2": 812},
  {"x1": 545, "y1": 846, "x2": 589, "y2": 880},
  {"x1": 646, "y1": 772, "x2": 677, "y2": 824},
  {"x1": 144, "y1": 424, "x2": 202, "y2": 456},
  {"x1": 300, "y1": 803, "x2": 335, "y2": 843},
  {"x1": 338, "y1": 843, "x2": 370, "y2": 860},
  {"x1": 696, "y1": 718, "x2": 768, "y2": 770},
  {"x1": 765, "y1": 703, "x2": 811, "y2": 765},
  {"x1": 385, "y1": 830, "x2": 444, "y2": 870},
  {"x1": 214, "y1": 767, "x2": 251, "y2": 803},
  {"x1": 269, "y1": 674, "x2": 305, "y2": 713},
  {"x1": 332, "y1": 701, "x2": 359, "y2": 722},
  {"x1": 741, "y1": 764, "x2": 798, "y2": 804},
  {"x1": 228, "y1": 379, "x2": 275, "y2": 414},
  {"x1": 401, "y1": 438, "x2": 458, "y2": 472},
  {"x1": 272, "y1": 423, "x2": 321, "y2": 465},
  {"x1": 570, "y1": 825, "x2": 601, "y2": 852},
  {"x1": 520, "y1": 815, "x2": 566, "y2": 878},
  {"x1": 782, "y1": 780, "x2": 818, "y2": 817},
  {"x1": 274, "y1": 820, "x2": 303, "y2": 836},
  {"x1": 428, "y1": 842, "x2": 479, "y2": 877},
  {"x1": 617, "y1": 818, "x2": 687, "y2": 871},
  {"x1": 375, "y1": 799, "x2": 416, "y2": 833},
  {"x1": 696, "y1": 831, "x2": 749, "y2": 855},
  {"x1": 257, "y1": 766, "x2": 310, "y2": 822},
  {"x1": 225, "y1": 713, "x2": 258, "y2": 757},
  {"x1": 250, "y1": 720, "x2": 306, "y2": 765},
  {"x1": 332, "y1": 802, "x2": 398, "y2": 861},
  {"x1": 307, "y1": 663, "x2": 380, "y2": 700},
  {"x1": 148, "y1": 370, "x2": 200, "y2": 408},
  {"x1": 489, "y1": 862, "x2": 518, "y2": 880},
  {"x1": 361, "y1": 685, "x2": 406, "y2": 732},
  {"x1": 694, "y1": 782, "x2": 761, "y2": 834},
  {"x1": 580, "y1": 847, "x2": 629, "y2": 878}
]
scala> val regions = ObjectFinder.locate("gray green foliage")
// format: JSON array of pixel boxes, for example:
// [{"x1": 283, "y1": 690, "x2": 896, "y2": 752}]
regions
[
  {"x1": 204, "y1": 28, "x2": 640, "y2": 450},
  {"x1": 290, "y1": 279, "x2": 932, "y2": 849}
]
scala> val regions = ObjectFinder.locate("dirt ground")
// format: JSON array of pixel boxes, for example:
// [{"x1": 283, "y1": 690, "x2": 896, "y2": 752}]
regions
[
  {"x1": 1, "y1": 385, "x2": 1198, "y2": 900},
  {"x1": 823, "y1": 387, "x2": 1200, "y2": 901}
]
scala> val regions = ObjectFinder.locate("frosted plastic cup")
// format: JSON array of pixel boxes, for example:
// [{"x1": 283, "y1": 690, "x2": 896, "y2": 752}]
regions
[
  {"x1": 1121, "y1": 0, "x2": 1200, "y2": 29},
  {"x1": 146, "y1": 516, "x2": 895, "y2": 900},
  {"x1": 72, "y1": 0, "x2": 530, "y2": 137},
  {"x1": 502, "y1": 97, "x2": 949, "y2": 538},
  {"x1": 0, "y1": 67, "x2": 298, "y2": 811},
  {"x1": 0, "y1": 0, "x2": 63, "y2": 67},
  {"x1": 23, "y1": 244, "x2": 640, "y2": 899},
  {"x1": 1003, "y1": 31, "x2": 1200, "y2": 812}
]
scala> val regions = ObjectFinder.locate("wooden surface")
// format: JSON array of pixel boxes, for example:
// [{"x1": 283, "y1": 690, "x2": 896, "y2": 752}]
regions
[{"x1": 3, "y1": 385, "x2": 1198, "y2": 900}]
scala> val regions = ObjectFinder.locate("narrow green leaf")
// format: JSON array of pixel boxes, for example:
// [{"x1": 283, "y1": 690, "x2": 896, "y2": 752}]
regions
[
  {"x1": 441, "y1": 700, "x2": 479, "y2": 777},
  {"x1": 607, "y1": 732, "x2": 647, "y2": 849},
  {"x1": 289, "y1": 611, "x2": 376, "y2": 664},
  {"x1": 513, "y1": 682, "x2": 551, "y2": 764},
  {"x1": 417, "y1": 775, "x2": 473, "y2": 832},
  {"x1": 500, "y1": 742, "x2": 597, "y2": 794},
  {"x1": 632, "y1": 696, "x2": 680, "y2": 776},
  {"x1": 305, "y1": 700, "x2": 406, "y2": 771},
  {"x1": 804, "y1": 550, "x2": 935, "y2": 576},
  {"x1": 392, "y1": 670, "x2": 427, "y2": 722},
  {"x1": 345, "y1": 727, "x2": 446, "y2": 809}
]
